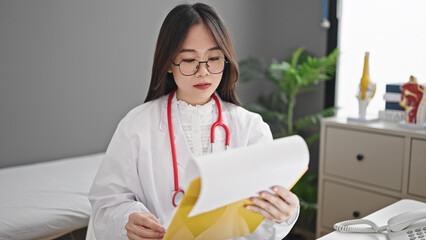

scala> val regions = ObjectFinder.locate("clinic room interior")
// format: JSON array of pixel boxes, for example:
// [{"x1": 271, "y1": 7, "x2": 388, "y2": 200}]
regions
[{"x1": 1, "y1": 0, "x2": 426, "y2": 240}]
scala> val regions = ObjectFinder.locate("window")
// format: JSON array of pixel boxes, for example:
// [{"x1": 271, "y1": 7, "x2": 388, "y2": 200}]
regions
[{"x1": 335, "y1": 0, "x2": 426, "y2": 117}]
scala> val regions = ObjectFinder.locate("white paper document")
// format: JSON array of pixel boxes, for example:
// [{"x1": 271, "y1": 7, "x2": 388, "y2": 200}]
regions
[{"x1": 182, "y1": 135, "x2": 310, "y2": 217}]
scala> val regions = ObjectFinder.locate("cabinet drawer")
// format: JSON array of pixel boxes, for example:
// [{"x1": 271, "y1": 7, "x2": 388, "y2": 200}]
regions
[
  {"x1": 324, "y1": 127, "x2": 404, "y2": 191},
  {"x1": 321, "y1": 181, "x2": 399, "y2": 229},
  {"x1": 409, "y1": 139, "x2": 426, "y2": 197}
]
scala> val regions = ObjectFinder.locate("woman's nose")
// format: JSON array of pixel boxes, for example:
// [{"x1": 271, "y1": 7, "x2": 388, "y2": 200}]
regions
[{"x1": 196, "y1": 62, "x2": 209, "y2": 77}]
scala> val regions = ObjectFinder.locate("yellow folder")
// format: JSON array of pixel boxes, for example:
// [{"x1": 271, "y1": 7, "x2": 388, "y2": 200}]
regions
[{"x1": 163, "y1": 135, "x2": 309, "y2": 240}]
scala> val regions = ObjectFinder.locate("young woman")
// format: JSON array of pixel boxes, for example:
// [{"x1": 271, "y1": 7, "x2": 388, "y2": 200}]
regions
[{"x1": 89, "y1": 3, "x2": 299, "y2": 240}]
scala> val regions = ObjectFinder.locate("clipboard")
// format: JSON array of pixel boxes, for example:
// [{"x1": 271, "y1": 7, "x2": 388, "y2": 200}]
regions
[{"x1": 163, "y1": 135, "x2": 310, "y2": 240}]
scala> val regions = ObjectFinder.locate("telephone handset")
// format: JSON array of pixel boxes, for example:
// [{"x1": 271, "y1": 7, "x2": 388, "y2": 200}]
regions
[{"x1": 334, "y1": 208, "x2": 426, "y2": 240}]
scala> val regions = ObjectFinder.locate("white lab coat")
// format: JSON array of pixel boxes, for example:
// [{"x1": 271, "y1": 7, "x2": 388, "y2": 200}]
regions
[{"x1": 89, "y1": 93, "x2": 298, "y2": 240}]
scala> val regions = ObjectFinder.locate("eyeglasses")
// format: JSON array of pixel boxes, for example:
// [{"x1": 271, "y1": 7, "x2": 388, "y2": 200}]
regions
[{"x1": 172, "y1": 57, "x2": 229, "y2": 76}]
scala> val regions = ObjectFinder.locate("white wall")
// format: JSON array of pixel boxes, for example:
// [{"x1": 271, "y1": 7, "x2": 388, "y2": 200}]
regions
[
  {"x1": 335, "y1": 0, "x2": 426, "y2": 117},
  {"x1": 0, "y1": 0, "x2": 327, "y2": 167}
]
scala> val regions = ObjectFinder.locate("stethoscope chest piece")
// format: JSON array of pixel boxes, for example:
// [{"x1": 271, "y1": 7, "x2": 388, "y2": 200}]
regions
[{"x1": 172, "y1": 189, "x2": 184, "y2": 207}]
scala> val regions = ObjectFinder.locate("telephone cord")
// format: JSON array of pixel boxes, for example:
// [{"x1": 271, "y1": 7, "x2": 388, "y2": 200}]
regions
[{"x1": 334, "y1": 219, "x2": 388, "y2": 233}]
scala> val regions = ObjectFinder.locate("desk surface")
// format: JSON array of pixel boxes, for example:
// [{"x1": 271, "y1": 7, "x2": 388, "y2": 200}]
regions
[{"x1": 318, "y1": 199, "x2": 426, "y2": 240}]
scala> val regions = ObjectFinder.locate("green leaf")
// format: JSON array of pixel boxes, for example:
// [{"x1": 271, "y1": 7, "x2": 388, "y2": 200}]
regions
[
  {"x1": 244, "y1": 103, "x2": 288, "y2": 123},
  {"x1": 296, "y1": 48, "x2": 340, "y2": 89},
  {"x1": 294, "y1": 107, "x2": 337, "y2": 132},
  {"x1": 291, "y1": 47, "x2": 305, "y2": 68},
  {"x1": 305, "y1": 134, "x2": 320, "y2": 146}
]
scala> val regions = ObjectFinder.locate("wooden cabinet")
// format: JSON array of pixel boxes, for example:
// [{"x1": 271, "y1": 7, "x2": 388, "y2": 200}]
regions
[
  {"x1": 324, "y1": 128, "x2": 404, "y2": 191},
  {"x1": 409, "y1": 139, "x2": 426, "y2": 198},
  {"x1": 321, "y1": 181, "x2": 398, "y2": 228},
  {"x1": 316, "y1": 118, "x2": 426, "y2": 238}
]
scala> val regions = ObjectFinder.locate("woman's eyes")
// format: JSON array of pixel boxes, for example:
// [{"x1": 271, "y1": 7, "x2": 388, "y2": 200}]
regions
[
  {"x1": 208, "y1": 57, "x2": 221, "y2": 61},
  {"x1": 181, "y1": 57, "x2": 223, "y2": 62},
  {"x1": 182, "y1": 58, "x2": 196, "y2": 63}
]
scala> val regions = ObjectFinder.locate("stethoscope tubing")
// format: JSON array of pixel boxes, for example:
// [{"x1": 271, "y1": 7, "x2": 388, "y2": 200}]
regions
[
  {"x1": 167, "y1": 90, "x2": 179, "y2": 193},
  {"x1": 210, "y1": 94, "x2": 230, "y2": 147},
  {"x1": 167, "y1": 89, "x2": 229, "y2": 207}
]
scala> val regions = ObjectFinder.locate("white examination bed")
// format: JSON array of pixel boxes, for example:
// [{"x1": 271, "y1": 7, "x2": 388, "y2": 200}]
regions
[{"x1": 0, "y1": 153, "x2": 103, "y2": 240}]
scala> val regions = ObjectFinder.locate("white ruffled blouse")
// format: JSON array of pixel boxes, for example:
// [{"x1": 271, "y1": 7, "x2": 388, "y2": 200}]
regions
[{"x1": 176, "y1": 98, "x2": 216, "y2": 157}]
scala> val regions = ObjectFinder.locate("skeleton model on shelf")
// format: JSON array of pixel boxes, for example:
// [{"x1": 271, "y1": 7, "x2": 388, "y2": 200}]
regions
[
  {"x1": 347, "y1": 52, "x2": 378, "y2": 123},
  {"x1": 356, "y1": 52, "x2": 376, "y2": 119}
]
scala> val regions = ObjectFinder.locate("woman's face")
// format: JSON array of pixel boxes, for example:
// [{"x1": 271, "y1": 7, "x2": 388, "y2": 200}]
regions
[{"x1": 170, "y1": 23, "x2": 224, "y2": 105}]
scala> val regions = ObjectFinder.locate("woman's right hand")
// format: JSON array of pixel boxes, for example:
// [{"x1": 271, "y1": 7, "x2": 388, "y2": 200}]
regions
[{"x1": 125, "y1": 212, "x2": 166, "y2": 240}]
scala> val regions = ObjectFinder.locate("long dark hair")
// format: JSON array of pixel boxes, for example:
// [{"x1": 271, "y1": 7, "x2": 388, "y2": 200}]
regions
[{"x1": 144, "y1": 3, "x2": 240, "y2": 105}]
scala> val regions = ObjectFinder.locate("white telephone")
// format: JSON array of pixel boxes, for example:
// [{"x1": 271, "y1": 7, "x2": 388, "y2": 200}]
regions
[{"x1": 334, "y1": 208, "x2": 426, "y2": 240}]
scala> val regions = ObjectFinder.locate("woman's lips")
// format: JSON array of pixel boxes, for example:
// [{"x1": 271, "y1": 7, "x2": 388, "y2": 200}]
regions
[{"x1": 194, "y1": 83, "x2": 211, "y2": 90}]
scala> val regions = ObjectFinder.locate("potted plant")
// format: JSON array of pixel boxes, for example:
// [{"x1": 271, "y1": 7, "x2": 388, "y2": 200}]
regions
[{"x1": 239, "y1": 47, "x2": 339, "y2": 237}]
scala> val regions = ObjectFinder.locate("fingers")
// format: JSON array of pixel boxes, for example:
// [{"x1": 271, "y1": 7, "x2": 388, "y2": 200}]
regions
[
  {"x1": 130, "y1": 212, "x2": 165, "y2": 233},
  {"x1": 245, "y1": 186, "x2": 299, "y2": 223},
  {"x1": 126, "y1": 212, "x2": 166, "y2": 239},
  {"x1": 140, "y1": 216, "x2": 166, "y2": 233},
  {"x1": 246, "y1": 196, "x2": 280, "y2": 221},
  {"x1": 272, "y1": 186, "x2": 300, "y2": 207}
]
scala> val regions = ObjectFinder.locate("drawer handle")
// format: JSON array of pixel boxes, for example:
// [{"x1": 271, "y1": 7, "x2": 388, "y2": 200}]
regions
[
  {"x1": 353, "y1": 211, "x2": 360, "y2": 218},
  {"x1": 356, "y1": 154, "x2": 364, "y2": 161}
]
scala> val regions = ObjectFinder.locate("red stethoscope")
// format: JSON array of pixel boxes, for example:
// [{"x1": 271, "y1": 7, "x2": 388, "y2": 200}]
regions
[{"x1": 167, "y1": 89, "x2": 230, "y2": 207}]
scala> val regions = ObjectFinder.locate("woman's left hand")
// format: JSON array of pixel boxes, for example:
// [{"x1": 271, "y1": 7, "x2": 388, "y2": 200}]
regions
[{"x1": 245, "y1": 186, "x2": 299, "y2": 223}]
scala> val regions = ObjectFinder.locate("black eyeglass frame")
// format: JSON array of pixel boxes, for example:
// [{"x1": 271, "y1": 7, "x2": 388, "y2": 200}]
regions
[{"x1": 172, "y1": 57, "x2": 230, "y2": 76}]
